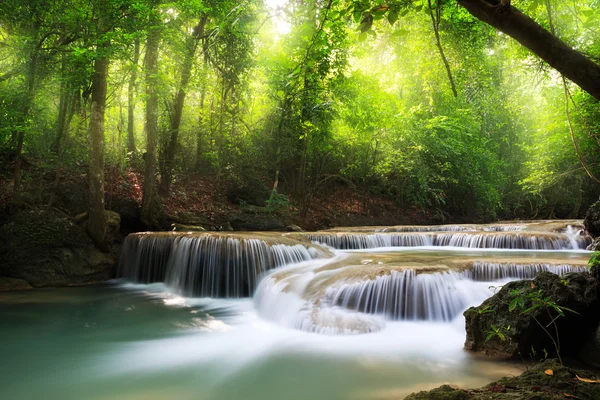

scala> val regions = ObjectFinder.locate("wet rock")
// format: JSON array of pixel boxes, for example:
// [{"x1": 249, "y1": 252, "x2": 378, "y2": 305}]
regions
[
  {"x1": 587, "y1": 237, "x2": 600, "y2": 251},
  {"x1": 464, "y1": 271, "x2": 599, "y2": 360},
  {"x1": 406, "y1": 360, "x2": 600, "y2": 400},
  {"x1": 286, "y1": 224, "x2": 303, "y2": 232},
  {"x1": 0, "y1": 209, "x2": 115, "y2": 288},
  {"x1": 584, "y1": 200, "x2": 600, "y2": 237}
]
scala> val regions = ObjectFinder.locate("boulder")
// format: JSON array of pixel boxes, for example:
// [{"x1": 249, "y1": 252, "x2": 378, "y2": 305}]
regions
[
  {"x1": 286, "y1": 224, "x2": 303, "y2": 232},
  {"x1": 0, "y1": 209, "x2": 115, "y2": 288},
  {"x1": 587, "y1": 237, "x2": 600, "y2": 251},
  {"x1": 406, "y1": 359, "x2": 600, "y2": 400},
  {"x1": 464, "y1": 271, "x2": 599, "y2": 360},
  {"x1": 584, "y1": 200, "x2": 600, "y2": 237},
  {"x1": 227, "y1": 181, "x2": 270, "y2": 207},
  {"x1": 108, "y1": 198, "x2": 144, "y2": 233},
  {"x1": 52, "y1": 182, "x2": 89, "y2": 215}
]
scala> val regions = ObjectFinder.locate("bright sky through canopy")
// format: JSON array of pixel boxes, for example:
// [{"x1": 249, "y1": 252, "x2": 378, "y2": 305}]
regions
[{"x1": 265, "y1": 0, "x2": 291, "y2": 35}]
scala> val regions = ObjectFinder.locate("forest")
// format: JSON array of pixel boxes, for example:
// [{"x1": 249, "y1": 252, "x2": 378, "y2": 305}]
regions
[{"x1": 1, "y1": 0, "x2": 599, "y2": 239}]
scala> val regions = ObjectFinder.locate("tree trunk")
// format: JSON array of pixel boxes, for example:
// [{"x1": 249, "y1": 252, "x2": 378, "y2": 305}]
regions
[
  {"x1": 127, "y1": 38, "x2": 140, "y2": 154},
  {"x1": 195, "y1": 88, "x2": 206, "y2": 170},
  {"x1": 13, "y1": 48, "x2": 38, "y2": 194},
  {"x1": 88, "y1": 44, "x2": 109, "y2": 250},
  {"x1": 141, "y1": 23, "x2": 162, "y2": 229},
  {"x1": 428, "y1": 0, "x2": 457, "y2": 98},
  {"x1": 159, "y1": 15, "x2": 207, "y2": 195},
  {"x1": 457, "y1": 0, "x2": 600, "y2": 100}
]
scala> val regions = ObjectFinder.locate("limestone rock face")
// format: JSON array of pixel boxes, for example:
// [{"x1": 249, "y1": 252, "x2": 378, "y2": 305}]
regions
[
  {"x1": 584, "y1": 200, "x2": 600, "y2": 237},
  {"x1": 0, "y1": 209, "x2": 115, "y2": 288},
  {"x1": 464, "y1": 271, "x2": 599, "y2": 360}
]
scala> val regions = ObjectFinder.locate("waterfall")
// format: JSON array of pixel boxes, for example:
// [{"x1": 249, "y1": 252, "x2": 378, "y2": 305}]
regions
[
  {"x1": 324, "y1": 262, "x2": 586, "y2": 322},
  {"x1": 305, "y1": 231, "x2": 590, "y2": 250},
  {"x1": 305, "y1": 233, "x2": 434, "y2": 249},
  {"x1": 375, "y1": 226, "x2": 477, "y2": 232},
  {"x1": 325, "y1": 270, "x2": 490, "y2": 322},
  {"x1": 468, "y1": 262, "x2": 586, "y2": 281},
  {"x1": 119, "y1": 233, "x2": 319, "y2": 297},
  {"x1": 433, "y1": 232, "x2": 587, "y2": 249}
]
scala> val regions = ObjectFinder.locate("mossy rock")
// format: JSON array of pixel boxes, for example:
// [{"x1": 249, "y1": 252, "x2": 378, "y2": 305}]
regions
[
  {"x1": 584, "y1": 201, "x2": 600, "y2": 238},
  {"x1": 407, "y1": 360, "x2": 600, "y2": 400},
  {"x1": 0, "y1": 209, "x2": 115, "y2": 288},
  {"x1": 464, "y1": 272, "x2": 599, "y2": 361}
]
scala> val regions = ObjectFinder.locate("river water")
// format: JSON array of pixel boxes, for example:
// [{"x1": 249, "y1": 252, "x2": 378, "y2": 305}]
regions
[{"x1": 0, "y1": 222, "x2": 591, "y2": 399}]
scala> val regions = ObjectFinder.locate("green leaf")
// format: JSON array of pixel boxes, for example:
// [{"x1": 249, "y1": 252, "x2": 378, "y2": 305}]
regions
[
  {"x1": 358, "y1": 32, "x2": 368, "y2": 42},
  {"x1": 387, "y1": 11, "x2": 398, "y2": 25},
  {"x1": 359, "y1": 14, "x2": 373, "y2": 32}
]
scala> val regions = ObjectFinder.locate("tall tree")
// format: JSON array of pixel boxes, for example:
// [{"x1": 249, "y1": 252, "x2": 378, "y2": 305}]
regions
[
  {"x1": 127, "y1": 38, "x2": 140, "y2": 154},
  {"x1": 159, "y1": 14, "x2": 208, "y2": 195},
  {"x1": 141, "y1": 5, "x2": 163, "y2": 228},
  {"x1": 88, "y1": 0, "x2": 111, "y2": 249}
]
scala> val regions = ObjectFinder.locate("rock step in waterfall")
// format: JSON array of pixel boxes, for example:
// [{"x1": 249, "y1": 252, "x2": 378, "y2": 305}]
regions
[
  {"x1": 297, "y1": 229, "x2": 590, "y2": 250},
  {"x1": 253, "y1": 250, "x2": 590, "y2": 335},
  {"x1": 118, "y1": 232, "x2": 329, "y2": 297},
  {"x1": 117, "y1": 220, "x2": 591, "y2": 335}
]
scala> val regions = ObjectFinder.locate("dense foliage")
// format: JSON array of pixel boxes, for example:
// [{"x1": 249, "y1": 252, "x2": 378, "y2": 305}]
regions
[{"x1": 0, "y1": 0, "x2": 599, "y2": 229}]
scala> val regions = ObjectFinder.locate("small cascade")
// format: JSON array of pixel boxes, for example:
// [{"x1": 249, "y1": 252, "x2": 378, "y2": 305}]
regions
[
  {"x1": 305, "y1": 231, "x2": 590, "y2": 250},
  {"x1": 305, "y1": 233, "x2": 434, "y2": 249},
  {"x1": 468, "y1": 262, "x2": 586, "y2": 281},
  {"x1": 375, "y1": 226, "x2": 477, "y2": 233},
  {"x1": 119, "y1": 233, "x2": 319, "y2": 297},
  {"x1": 482, "y1": 225, "x2": 526, "y2": 232},
  {"x1": 254, "y1": 268, "x2": 387, "y2": 335},
  {"x1": 433, "y1": 232, "x2": 586, "y2": 250},
  {"x1": 325, "y1": 270, "x2": 489, "y2": 322},
  {"x1": 324, "y1": 262, "x2": 586, "y2": 322}
]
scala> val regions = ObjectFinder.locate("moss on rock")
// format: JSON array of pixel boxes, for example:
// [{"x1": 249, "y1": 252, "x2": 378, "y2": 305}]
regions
[
  {"x1": 464, "y1": 271, "x2": 599, "y2": 360},
  {"x1": 407, "y1": 360, "x2": 600, "y2": 400},
  {"x1": 0, "y1": 209, "x2": 115, "y2": 288}
]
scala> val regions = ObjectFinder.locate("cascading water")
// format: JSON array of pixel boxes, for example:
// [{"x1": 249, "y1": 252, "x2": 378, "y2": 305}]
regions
[
  {"x1": 303, "y1": 230, "x2": 591, "y2": 250},
  {"x1": 252, "y1": 247, "x2": 589, "y2": 334},
  {"x1": 118, "y1": 232, "x2": 322, "y2": 297},
  {"x1": 468, "y1": 262, "x2": 586, "y2": 281},
  {"x1": 325, "y1": 269, "x2": 490, "y2": 322},
  {"x1": 303, "y1": 233, "x2": 435, "y2": 249},
  {"x1": 3, "y1": 220, "x2": 593, "y2": 400}
]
